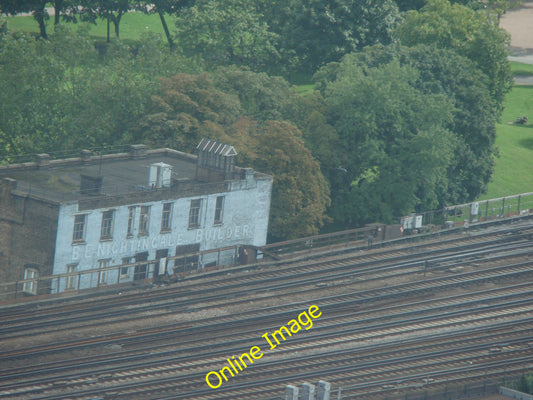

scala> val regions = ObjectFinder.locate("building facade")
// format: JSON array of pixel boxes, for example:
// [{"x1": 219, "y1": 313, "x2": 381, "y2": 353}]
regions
[{"x1": 0, "y1": 140, "x2": 272, "y2": 298}]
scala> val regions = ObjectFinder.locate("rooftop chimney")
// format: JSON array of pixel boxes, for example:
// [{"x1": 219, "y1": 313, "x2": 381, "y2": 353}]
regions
[{"x1": 149, "y1": 162, "x2": 172, "y2": 188}]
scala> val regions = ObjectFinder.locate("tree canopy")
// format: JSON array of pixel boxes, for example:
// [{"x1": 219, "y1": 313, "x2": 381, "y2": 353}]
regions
[
  {"x1": 0, "y1": 0, "x2": 514, "y2": 238},
  {"x1": 394, "y1": 0, "x2": 513, "y2": 115},
  {"x1": 259, "y1": 0, "x2": 401, "y2": 74},
  {"x1": 315, "y1": 56, "x2": 455, "y2": 225},
  {"x1": 132, "y1": 71, "x2": 330, "y2": 240},
  {"x1": 334, "y1": 44, "x2": 500, "y2": 204},
  {"x1": 174, "y1": 0, "x2": 279, "y2": 71}
]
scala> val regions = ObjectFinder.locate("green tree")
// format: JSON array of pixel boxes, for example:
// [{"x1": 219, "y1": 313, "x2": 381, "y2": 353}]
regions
[
  {"x1": 0, "y1": 33, "x2": 64, "y2": 155},
  {"x1": 133, "y1": 72, "x2": 330, "y2": 239},
  {"x1": 0, "y1": 0, "x2": 49, "y2": 39},
  {"x1": 342, "y1": 44, "x2": 499, "y2": 203},
  {"x1": 131, "y1": 73, "x2": 243, "y2": 150},
  {"x1": 81, "y1": 0, "x2": 133, "y2": 41},
  {"x1": 0, "y1": 29, "x2": 159, "y2": 158},
  {"x1": 259, "y1": 0, "x2": 401, "y2": 74},
  {"x1": 51, "y1": 0, "x2": 80, "y2": 25},
  {"x1": 212, "y1": 66, "x2": 340, "y2": 192},
  {"x1": 393, "y1": 0, "x2": 426, "y2": 10},
  {"x1": 483, "y1": 0, "x2": 522, "y2": 24},
  {"x1": 212, "y1": 66, "x2": 300, "y2": 123},
  {"x1": 174, "y1": 0, "x2": 279, "y2": 71},
  {"x1": 394, "y1": 0, "x2": 513, "y2": 116},
  {"x1": 317, "y1": 57, "x2": 454, "y2": 226},
  {"x1": 136, "y1": 0, "x2": 194, "y2": 49},
  {"x1": 406, "y1": 46, "x2": 498, "y2": 202},
  {"x1": 252, "y1": 121, "x2": 330, "y2": 240}
]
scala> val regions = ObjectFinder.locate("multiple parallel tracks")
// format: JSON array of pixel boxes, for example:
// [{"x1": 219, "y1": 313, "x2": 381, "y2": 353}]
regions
[{"x1": 1, "y1": 220, "x2": 532, "y2": 399}]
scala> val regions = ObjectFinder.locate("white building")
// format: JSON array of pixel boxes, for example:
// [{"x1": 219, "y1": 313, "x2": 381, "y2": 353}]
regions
[{"x1": 0, "y1": 140, "x2": 272, "y2": 298}]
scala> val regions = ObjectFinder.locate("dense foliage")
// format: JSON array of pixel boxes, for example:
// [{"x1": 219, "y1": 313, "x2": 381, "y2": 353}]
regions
[
  {"x1": 315, "y1": 56, "x2": 455, "y2": 225},
  {"x1": 335, "y1": 44, "x2": 502, "y2": 204},
  {"x1": 395, "y1": 0, "x2": 513, "y2": 114},
  {"x1": 257, "y1": 0, "x2": 401, "y2": 73},
  {"x1": 0, "y1": 0, "x2": 513, "y2": 239},
  {"x1": 131, "y1": 69, "x2": 330, "y2": 240},
  {"x1": 515, "y1": 374, "x2": 533, "y2": 394}
]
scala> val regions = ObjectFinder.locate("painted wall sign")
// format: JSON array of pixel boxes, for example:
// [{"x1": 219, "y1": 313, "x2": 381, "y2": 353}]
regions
[{"x1": 71, "y1": 224, "x2": 252, "y2": 260}]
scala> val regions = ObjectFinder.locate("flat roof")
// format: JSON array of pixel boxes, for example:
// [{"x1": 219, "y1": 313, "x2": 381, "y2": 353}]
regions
[{"x1": 0, "y1": 148, "x2": 201, "y2": 203}]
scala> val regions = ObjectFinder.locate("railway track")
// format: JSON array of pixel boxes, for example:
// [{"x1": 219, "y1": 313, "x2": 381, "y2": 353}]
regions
[
  {"x1": 7, "y1": 294, "x2": 530, "y2": 399},
  {"x1": 2, "y1": 282, "x2": 531, "y2": 381},
  {"x1": 1, "y1": 226, "x2": 532, "y2": 341},
  {"x1": 0, "y1": 219, "x2": 532, "y2": 400},
  {"x1": 1, "y1": 222, "x2": 531, "y2": 321},
  {"x1": 1, "y1": 255, "x2": 532, "y2": 362},
  {"x1": 1, "y1": 273, "x2": 532, "y2": 399}
]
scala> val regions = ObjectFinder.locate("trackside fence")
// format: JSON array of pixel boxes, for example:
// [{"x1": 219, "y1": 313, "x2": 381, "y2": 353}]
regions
[
  {"x1": 422, "y1": 192, "x2": 533, "y2": 227},
  {"x1": 259, "y1": 191, "x2": 533, "y2": 261},
  {"x1": 259, "y1": 225, "x2": 384, "y2": 260}
]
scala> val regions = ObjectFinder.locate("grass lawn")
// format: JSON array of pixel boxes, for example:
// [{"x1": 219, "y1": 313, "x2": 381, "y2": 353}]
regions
[
  {"x1": 4, "y1": 12, "x2": 177, "y2": 41},
  {"x1": 295, "y1": 84, "x2": 315, "y2": 96},
  {"x1": 510, "y1": 60, "x2": 533, "y2": 76},
  {"x1": 478, "y1": 83, "x2": 533, "y2": 200}
]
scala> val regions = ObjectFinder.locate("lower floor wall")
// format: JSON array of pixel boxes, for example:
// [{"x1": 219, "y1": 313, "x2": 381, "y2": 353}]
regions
[{"x1": 49, "y1": 245, "x2": 242, "y2": 294}]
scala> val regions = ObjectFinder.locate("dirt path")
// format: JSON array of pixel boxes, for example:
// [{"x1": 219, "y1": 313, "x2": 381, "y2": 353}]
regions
[
  {"x1": 500, "y1": 1, "x2": 533, "y2": 83},
  {"x1": 500, "y1": 0, "x2": 533, "y2": 56}
]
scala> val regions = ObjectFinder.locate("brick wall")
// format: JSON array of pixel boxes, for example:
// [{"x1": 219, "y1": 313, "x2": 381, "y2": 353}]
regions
[{"x1": 0, "y1": 180, "x2": 59, "y2": 298}]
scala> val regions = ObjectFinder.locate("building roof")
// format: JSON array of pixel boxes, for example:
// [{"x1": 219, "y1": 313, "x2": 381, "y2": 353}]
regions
[{"x1": 0, "y1": 146, "x2": 233, "y2": 204}]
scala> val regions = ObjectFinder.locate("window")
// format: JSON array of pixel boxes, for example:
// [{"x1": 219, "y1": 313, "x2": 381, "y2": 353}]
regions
[
  {"x1": 23, "y1": 267, "x2": 38, "y2": 294},
  {"x1": 214, "y1": 196, "x2": 224, "y2": 225},
  {"x1": 134, "y1": 252, "x2": 148, "y2": 281},
  {"x1": 72, "y1": 214, "x2": 87, "y2": 242},
  {"x1": 127, "y1": 207, "x2": 136, "y2": 237},
  {"x1": 139, "y1": 206, "x2": 150, "y2": 235},
  {"x1": 188, "y1": 199, "x2": 202, "y2": 228},
  {"x1": 121, "y1": 257, "x2": 132, "y2": 277},
  {"x1": 100, "y1": 210, "x2": 115, "y2": 240},
  {"x1": 66, "y1": 265, "x2": 77, "y2": 290},
  {"x1": 98, "y1": 259, "x2": 109, "y2": 285},
  {"x1": 161, "y1": 202, "x2": 173, "y2": 232},
  {"x1": 174, "y1": 244, "x2": 200, "y2": 273}
]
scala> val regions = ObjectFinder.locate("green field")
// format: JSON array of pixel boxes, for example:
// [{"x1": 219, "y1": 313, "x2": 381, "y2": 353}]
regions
[
  {"x1": 4, "y1": 12, "x2": 177, "y2": 41},
  {"x1": 479, "y1": 62, "x2": 533, "y2": 200},
  {"x1": 509, "y1": 61, "x2": 533, "y2": 76}
]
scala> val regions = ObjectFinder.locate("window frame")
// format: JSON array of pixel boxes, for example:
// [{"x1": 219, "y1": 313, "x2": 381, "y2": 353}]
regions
[
  {"x1": 98, "y1": 259, "x2": 110, "y2": 285},
  {"x1": 161, "y1": 202, "x2": 173, "y2": 232},
  {"x1": 72, "y1": 214, "x2": 87, "y2": 243},
  {"x1": 23, "y1": 267, "x2": 39, "y2": 294},
  {"x1": 214, "y1": 196, "x2": 224, "y2": 225},
  {"x1": 66, "y1": 264, "x2": 77, "y2": 290},
  {"x1": 139, "y1": 205, "x2": 151, "y2": 236},
  {"x1": 188, "y1": 199, "x2": 202, "y2": 228},
  {"x1": 121, "y1": 257, "x2": 132, "y2": 277},
  {"x1": 100, "y1": 210, "x2": 115, "y2": 240},
  {"x1": 127, "y1": 206, "x2": 136, "y2": 237}
]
